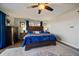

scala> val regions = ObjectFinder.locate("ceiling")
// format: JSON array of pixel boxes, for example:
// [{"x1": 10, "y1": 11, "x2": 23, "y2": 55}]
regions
[{"x1": 0, "y1": 3, "x2": 79, "y2": 21}]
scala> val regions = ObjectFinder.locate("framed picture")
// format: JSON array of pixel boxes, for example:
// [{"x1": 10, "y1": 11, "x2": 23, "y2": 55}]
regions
[{"x1": 20, "y1": 22, "x2": 25, "y2": 28}]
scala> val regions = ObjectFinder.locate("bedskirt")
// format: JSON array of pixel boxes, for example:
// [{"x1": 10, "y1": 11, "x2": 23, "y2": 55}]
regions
[{"x1": 25, "y1": 40, "x2": 56, "y2": 51}]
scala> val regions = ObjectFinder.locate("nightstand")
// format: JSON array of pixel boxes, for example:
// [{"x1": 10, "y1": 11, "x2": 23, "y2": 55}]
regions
[{"x1": 20, "y1": 33, "x2": 27, "y2": 40}]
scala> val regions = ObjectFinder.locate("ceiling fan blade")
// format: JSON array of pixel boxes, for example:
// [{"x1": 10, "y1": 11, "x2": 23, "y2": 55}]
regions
[
  {"x1": 38, "y1": 10, "x2": 41, "y2": 14},
  {"x1": 27, "y1": 5, "x2": 38, "y2": 8},
  {"x1": 32, "y1": 5, "x2": 38, "y2": 8},
  {"x1": 45, "y1": 6, "x2": 53, "y2": 11},
  {"x1": 38, "y1": 3, "x2": 40, "y2": 5}
]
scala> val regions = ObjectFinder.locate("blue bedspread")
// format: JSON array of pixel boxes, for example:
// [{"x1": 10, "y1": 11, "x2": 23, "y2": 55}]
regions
[{"x1": 22, "y1": 34, "x2": 57, "y2": 47}]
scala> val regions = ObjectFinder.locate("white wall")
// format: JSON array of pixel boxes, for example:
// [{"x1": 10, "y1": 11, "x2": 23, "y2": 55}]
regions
[{"x1": 48, "y1": 8, "x2": 79, "y2": 49}]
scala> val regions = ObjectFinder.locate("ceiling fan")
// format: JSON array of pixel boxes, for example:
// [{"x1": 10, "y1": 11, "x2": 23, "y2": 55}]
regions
[{"x1": 27, "y1": 3, "x2": 54, "y2": 14}]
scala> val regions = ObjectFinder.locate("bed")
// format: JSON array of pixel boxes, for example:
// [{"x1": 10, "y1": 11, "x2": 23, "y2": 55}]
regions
[
  {"x1": 22, "y1": 26, "x2": 57, "y2": 51},
  {"x1": 22, "y1": 21, "x2": 57, "y2": 51},
  {"x1": 22, "y1": 33, "x2": 56, "y2": 51}
]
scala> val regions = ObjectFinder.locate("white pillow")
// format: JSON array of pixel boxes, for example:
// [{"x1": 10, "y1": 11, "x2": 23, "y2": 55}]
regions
[{"x1": 33, "y1": 31, "x2": 40, "y2": 34}]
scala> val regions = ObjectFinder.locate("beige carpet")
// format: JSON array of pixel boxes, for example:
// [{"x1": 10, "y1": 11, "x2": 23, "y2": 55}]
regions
[{"x1": 0, "y1": 42, "x2": 79, "y2": 56}]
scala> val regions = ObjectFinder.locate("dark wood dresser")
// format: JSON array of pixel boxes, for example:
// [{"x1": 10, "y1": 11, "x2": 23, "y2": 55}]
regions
[{"x1": 5, "y1": 26, "x2": 18, "y2": 46}]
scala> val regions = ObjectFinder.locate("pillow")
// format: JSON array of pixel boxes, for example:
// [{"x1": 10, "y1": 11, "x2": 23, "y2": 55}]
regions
[
  {"x1": 28, "y1": 31, "x2": 33, "y2": 34},
  {"x1": 40, "y1": 31, "x2": 49, "y2": 34},
  {"x1": 44, "y1": 32, "x2": 49, "y2": 34},
  {"x1": 40, "y1": 31, "x2": 44, "y2": 33},
  {"x1": 33, "y1": 31, "x2": 40, "y2": 34}
]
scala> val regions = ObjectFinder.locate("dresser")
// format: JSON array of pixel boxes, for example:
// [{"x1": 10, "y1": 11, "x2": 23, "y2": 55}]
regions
[{"x1": 5, "y1": 26, "x2": 18, "y2": 46}]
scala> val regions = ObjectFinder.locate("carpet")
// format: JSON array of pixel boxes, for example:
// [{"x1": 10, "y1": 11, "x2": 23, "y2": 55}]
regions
[
  {"x1": 0, "y1": 47, "x2": 58, "y2": 56},
  {"x1": 0, "y1": 42, "x2": 79, "y2": 56}
]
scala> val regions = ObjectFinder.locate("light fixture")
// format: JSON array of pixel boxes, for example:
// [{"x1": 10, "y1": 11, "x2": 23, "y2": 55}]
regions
[
  {"x1": 43, "y1": 22, "x2": 47, "y2": 31},
  {"x1": 38, "y1": 4, "x2": 45, "y2": 10}
]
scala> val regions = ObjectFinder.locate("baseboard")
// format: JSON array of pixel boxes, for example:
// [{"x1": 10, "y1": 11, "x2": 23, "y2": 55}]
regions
[{"x1": 57, "y1": 40, "x2": 79, "y2": 51}]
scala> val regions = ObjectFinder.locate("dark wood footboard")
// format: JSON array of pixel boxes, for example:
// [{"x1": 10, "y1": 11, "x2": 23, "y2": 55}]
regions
[{"x1": 25, "y1": 41, "x2": 56, "y2": 51}]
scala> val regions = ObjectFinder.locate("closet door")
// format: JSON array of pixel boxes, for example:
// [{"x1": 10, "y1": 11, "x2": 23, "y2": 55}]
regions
[{"x1": 0, "y1": 11, "x2": 6, "y2": 48}]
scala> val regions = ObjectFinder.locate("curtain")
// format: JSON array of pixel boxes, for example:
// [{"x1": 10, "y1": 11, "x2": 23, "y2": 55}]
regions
[{"x1": 0, "y1": 11, "x2": 6, "y2": 48}]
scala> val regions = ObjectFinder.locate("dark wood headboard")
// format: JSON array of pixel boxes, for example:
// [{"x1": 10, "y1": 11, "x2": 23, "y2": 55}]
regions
[
  {"x1": 26, "y1": 21, "x2": 43, "y2": 31},
  {"x1": 28, "y1": 26, "x2": 43, "y2": 31}
]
